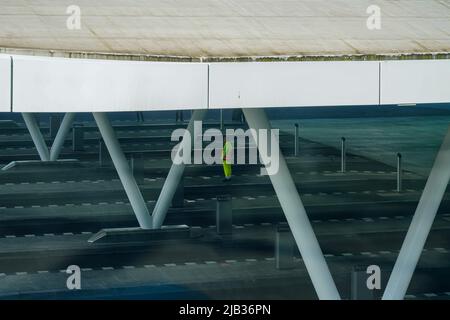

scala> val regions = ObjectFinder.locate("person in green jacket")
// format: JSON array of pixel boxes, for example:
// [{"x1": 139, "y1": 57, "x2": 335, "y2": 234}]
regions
[{"x1": 222, "y1": 141, "x2": 233, "y2": 182}]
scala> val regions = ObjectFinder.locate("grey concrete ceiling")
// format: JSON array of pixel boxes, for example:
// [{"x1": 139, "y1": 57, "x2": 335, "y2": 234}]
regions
[{"x1": 0, "y1": 0, "x2": 449, "y2": 60}]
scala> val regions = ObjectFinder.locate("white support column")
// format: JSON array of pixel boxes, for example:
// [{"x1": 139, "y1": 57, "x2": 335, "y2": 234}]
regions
[
  {"x1": 22, "y1": 113, "x2": 50, "y2": 161},
  {"x1": 383, "y1": 126, "x2": 450, "y2": 300},
  {"x1": 152, "y1": 109, "x2": 207, "y2": 229},
  {"x1": 242, "y1": 107, "x2": 340, "y2": 300},
  {"x1": 49, "y1": 113, "x2": 75, "y2": 161},
  {"x1": 93, "y1": 112, "x2": 152, "y2": 229}
]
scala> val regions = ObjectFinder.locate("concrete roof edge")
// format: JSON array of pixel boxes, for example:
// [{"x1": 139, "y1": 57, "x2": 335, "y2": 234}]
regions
[{"x1": 1, "y1": 47, "x2": 449, "y2": 62}]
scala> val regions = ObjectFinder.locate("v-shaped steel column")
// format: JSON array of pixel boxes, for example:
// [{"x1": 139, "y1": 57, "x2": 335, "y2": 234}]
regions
[
  {"x1": 22, "y1": 112, "x2": 76, "y2": 161},
  {"x1": 383, "y1": 126, "x2": 450, "y2": 299},
  {"x1": 93, "y1": 112, "x2": 153, "y2": 229},
  {"x1": 242, "y1": 107, "x2": 340, "y2": 300},
  {"x1": 152, "y1": 109, "x2": 207, "y2": 228}
]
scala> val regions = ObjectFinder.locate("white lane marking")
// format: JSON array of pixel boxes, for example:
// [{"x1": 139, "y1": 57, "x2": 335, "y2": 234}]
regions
[
  {"x1": 342, "y1": 253, "x2": 353, "y2": 256},
  {"x1": 123, "y1": 266, "x2": 135, "y2": 270},
  {"x1": 260, "y1": 222, "x2": 272, "y2": 226},
  {"x1": 5, "y1": 235, "x2": 16, "y2": 238},
  {"x1": 44, "y1": 233, "x2": 55, "y2": 236},
  {"x1": 379, "y1": 251, "x2": 391, "y2": 255},
  {"x1": 16, "y1": 272, "x2": 28, "y2": 275},
  {"x1": 37, "y1": 270, "x2": 49, "y2": 274},
  {"x1": 102, "y1": 267, "x2": 114, "y2": 270},
  {"x1": 205, "y1": 261, "x2": 217, "y2": 265},
  {"x1": 225, "y1": 260, "x2": 237, "y2": 264},
  {"x1": 361, "y1": 252, "x2": 372, "y2": 255},
  {"x1": 424, "y1": 293, "x2": 438, "y2": 298},
  {"x1": 164, "y1": 263, "x2": 177, "y2": 267},
  {"x1": 63, "y1": 232, "x2": 74, "y2": 236},
  {"x1": 24, "y1": 234, "x2": 35, "y2": 238},
  {"x1": 81, "y1": 268, "x2": 93, "y2": 271},
  {"x1": 184, "y1": 262, "x2": 197, "y2": 266},
  {"x1": 324, "y1": 254, "x2": 334, "y2": 258},
  {"x1": 81, "y1": 231, "x2": 93, "y2": 235},
  {"x1": 245, "y1": 258, "x2": 257, "y2": 262},
  {"x1": 264, "y1": 257, "x2": 275, "y2": 261},
  {"x1": 14, "y1": 206, "x2": 24, "y2": 209},
  {"x1": 144, "y1": 265, "x2": 156, "y2": 268}
]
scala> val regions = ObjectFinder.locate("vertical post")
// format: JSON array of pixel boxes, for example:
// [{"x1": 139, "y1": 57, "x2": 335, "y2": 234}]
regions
[
  {"x1": 216, "y1": 195, "x2": 232, "y2": 235},
  {"x1": 49, "y1": 113, "x2": 76, "y2": 161},
  {"x1": 49, "y1": 114, "x2": 63, "y2": 139},
  {"x1": 171, "y1": 176, "x2": 184, "y2": 208},
  {"x1": 130, "y1": 153, "x2": 145, "y2": 185},
  {"x1": 341, "y1": 137, "x2": 346, "y2": 173},
  {"x1": 351, "y1": 266, "x2": 376, "y2": 300},
  {"x1": 275, "y1": 223, "x2": 295, "y2": 270},
  {"x1": 93, "y1": 112, "x2": 152, "y2": 229},
  {"x1": 22, "y1": 113, "x2": 50, "y2": 161},
  {"x1": 99, "y1": 139, "x2": 112, "y2": 167},
  {"x1": 72, "y1": 124, "x2": 84, "y2": 152},
  {"x1": 152, "y1": 109, "x2": 207, "y2": 229},
  {"x1": 242, "y1": 107, "x2": 340, "y2": 300},
  {"x1": 220, "y1": 109, "x2": 224, "y2": 131},
  {"x1": 383, "y1": 126, "x2": 450, "y2": 300},
  {"x1": 294, "y1": 123, "x2": 299, "y2": 157},
  {"x1": 397, "y1": 153, "x2": 402, "y2": 192}
]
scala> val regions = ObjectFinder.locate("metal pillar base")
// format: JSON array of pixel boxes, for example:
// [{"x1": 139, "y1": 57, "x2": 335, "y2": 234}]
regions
[
  {"x1": 93, "y1": 112, "x2": 152, "y2": 229},
  {"x1": 242, "y1": 107, "x2": 340, "y2": 300},
  {"x1": 383, "y1": 126, "x2": 450, "y2": 300}
]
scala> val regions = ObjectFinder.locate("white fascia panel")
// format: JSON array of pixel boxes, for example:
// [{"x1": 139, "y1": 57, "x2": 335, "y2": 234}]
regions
[
  {"x1": 12, "y1": 55, "x2": 208, "y2": 112},
  {"x1": 208, "y1": 61, "x2": 380, "y2": 109}
]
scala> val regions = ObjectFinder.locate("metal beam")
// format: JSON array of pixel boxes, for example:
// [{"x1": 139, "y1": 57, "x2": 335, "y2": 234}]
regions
[
  {"x1": 383, "y1": 126, "x2": 450, "y2": 300},
  {"x1": 92, "y1": 112, "x2": 152, "y2": 229},
  {"x1": 22, "y1": 113, "x2": 50, "y2": 161},
  {"x1": 152, "y1": 109, "x2": 207, "y2": 229},
  {"x1": 242, "y1": 107, "x2": 340, "y2": 300},
  {"x1": 49, "y1": 113, "x2": 75, "y2": 161}
]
